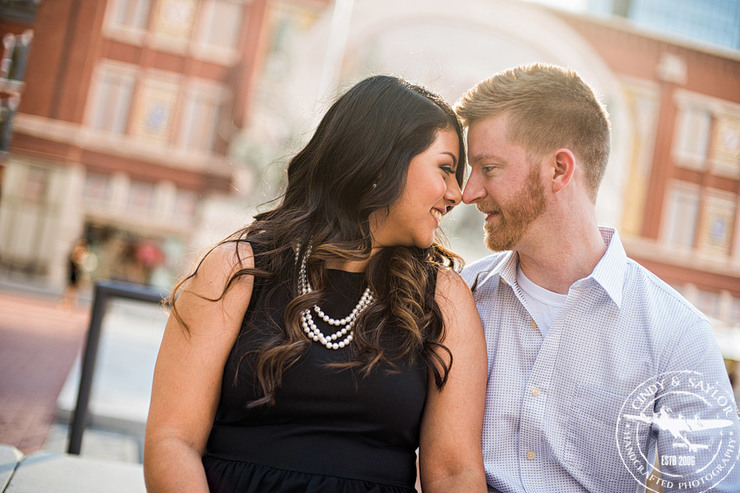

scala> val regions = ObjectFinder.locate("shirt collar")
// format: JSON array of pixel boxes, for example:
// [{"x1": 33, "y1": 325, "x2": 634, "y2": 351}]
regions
[
  {"x1": 585, "y1": 227, "x2": 626, "y2": 308},
  {"x1": 473, "y1": 251, "x2": 516, "y2": 291},
  {"x1": 475, "y1": 227, "x2": 626, "y2": 308}
]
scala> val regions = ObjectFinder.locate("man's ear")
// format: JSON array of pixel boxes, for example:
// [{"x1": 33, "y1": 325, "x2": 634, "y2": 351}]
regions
[{"x1": 551, "y1": 148, "x2": 575, "y2": 193}]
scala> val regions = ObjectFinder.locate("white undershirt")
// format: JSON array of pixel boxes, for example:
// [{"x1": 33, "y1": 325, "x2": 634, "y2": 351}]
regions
[{"x1": 516, "y1": 265, "x2": 568, "y2": 338}]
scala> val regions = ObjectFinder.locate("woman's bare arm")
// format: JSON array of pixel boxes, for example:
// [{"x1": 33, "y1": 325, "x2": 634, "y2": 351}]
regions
[
  {"x1": 419, "y1": 268, "x2": 487, "y2": 492},
  {"x1": 143, "y1": 242, "x2": 254, "y2": 493}
]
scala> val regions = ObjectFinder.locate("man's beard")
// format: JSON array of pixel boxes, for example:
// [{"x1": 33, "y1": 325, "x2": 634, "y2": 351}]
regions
[{"x1": 484, "y1": 166, "x2": 546, "y2": 252}]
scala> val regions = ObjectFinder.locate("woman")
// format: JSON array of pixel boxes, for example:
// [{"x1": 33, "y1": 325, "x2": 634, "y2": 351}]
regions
[{"x1": 144, "y1": 75, "x2": 487, "y2": 492}]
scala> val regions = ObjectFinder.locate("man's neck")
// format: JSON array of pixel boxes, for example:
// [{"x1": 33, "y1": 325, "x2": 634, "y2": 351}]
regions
[{"x1": 515, "y1": 221, "x2": 607, "y2": 295}]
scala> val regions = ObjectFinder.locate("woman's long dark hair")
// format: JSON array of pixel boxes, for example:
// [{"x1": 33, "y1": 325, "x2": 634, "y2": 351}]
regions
[{"x1": 171, "y1": 75, "x2": 466, "y2": 407}]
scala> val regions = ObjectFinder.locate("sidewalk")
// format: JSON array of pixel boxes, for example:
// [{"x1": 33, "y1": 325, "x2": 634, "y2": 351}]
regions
[
  {"x1": 0, "y1": 290, "x2": 89, "y2": 454},
  {"x1": 0, "y1": 281, "x2": 165, "y2": 465},
  {"x1": 0, "y1": 285, "x2": 167, "y2": 491}
]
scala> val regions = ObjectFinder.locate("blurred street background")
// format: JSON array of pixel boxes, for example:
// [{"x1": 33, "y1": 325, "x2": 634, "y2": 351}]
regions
[{"x1": 0, "y1": 0, "x2": 738, "y2": 468}]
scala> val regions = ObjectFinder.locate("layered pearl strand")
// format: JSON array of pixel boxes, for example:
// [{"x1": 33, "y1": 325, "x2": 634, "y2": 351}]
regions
[{"x1": 296, "y1": 244, "x2": 375, "y2": 350}]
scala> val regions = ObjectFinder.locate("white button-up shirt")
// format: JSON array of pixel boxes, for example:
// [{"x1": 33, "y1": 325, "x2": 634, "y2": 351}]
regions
[{"x1": 462, "y1": 228, "x2": 740, "y2": 493}]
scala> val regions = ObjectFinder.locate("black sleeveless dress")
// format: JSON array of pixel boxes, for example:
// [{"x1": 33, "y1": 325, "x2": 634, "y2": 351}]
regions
[{"x1": 202, "y1": 262, "x2": 430, "y2": 492}]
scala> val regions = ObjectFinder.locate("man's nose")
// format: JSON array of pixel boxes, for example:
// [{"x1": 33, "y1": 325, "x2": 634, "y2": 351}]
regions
[{"x1": 462, "y1": 173, "x2": 485, "y2": 204}]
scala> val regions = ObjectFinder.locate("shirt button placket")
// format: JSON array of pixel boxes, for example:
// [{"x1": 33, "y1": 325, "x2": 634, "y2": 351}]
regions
[
  {"x1": 520, "y1": 376, "x2": 547, "y2": 491},
  {"x1": 520, "y1": 386, "x2": 542, "y2": 491}
]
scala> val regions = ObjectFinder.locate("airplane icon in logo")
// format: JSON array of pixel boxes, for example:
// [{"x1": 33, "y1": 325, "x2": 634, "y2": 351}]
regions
[{"x1": 624, "y1": 407, "x2": 735, "y2": 453}]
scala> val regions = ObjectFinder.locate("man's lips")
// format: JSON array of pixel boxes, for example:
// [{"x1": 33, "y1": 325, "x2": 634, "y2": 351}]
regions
[{"x1": 479, "y1": 209, "x2": 500, "y2": 221}]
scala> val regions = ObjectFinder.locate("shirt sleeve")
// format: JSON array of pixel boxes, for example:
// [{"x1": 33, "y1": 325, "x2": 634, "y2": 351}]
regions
[{"x1": 652, "y1": 316, "x2": 740, "y2": 492}]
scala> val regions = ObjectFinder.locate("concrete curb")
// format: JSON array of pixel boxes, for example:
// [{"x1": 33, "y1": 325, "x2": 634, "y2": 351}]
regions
[{"x1": 0, "y1": 445, "x2": 145, "y2": 493}]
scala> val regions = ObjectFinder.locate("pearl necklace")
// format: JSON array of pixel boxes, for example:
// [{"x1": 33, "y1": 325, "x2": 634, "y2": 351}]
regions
[{"x1": 296, "y1": 244, "x2": 375, "y2": 350}]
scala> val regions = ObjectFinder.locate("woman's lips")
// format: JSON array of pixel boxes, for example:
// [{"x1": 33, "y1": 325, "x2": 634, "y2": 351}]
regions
[{"x1": 431, "y1": 208, "x2": 443, "y2": 227}]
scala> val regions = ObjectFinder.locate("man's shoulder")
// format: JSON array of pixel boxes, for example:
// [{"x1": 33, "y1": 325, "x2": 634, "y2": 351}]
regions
[
  {"x1": 622, "y1": 257, "x2": 707, "y2": 325},
  {"x1": 461, "y1": 251, "x2": 511, "y2": 286}
]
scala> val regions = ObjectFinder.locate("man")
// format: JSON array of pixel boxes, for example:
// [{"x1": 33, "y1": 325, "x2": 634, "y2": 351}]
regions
[{"x1": 456, "y1": 63, "x2": 740, "y2": 492}]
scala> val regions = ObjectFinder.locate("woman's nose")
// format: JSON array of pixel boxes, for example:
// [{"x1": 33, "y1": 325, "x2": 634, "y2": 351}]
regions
[{"x1": 446, "y1": 180, "x2": 462, "y2": 207}]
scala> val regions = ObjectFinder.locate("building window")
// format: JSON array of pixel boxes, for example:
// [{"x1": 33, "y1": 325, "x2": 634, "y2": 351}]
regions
[
  {"x1": 0, "y1": 0, "x2": 40, "y2": 22},
  {"x1": 179, "y1": 87, "x2": 222, "y2": 152},
  {"x1": 697, "y1": 190, "x2": 736, "y2": 258},
  {"x1": 673, "y1": 103, "x2": 711, "y2": 170},
  {"x1": 151, "y1": 0, "x2": 196, "y2": 51},
  {"x1": 695, "y1": 289, "x2": 722, "y2": 320},
  {"x1": 109, "y1": 0, "x2": 151, "y2": 31},
  {"x1": 620, "y1": 79, "x2": 660, "y2": 237},
  {"x1": 174, "y1": 189, "x2": 197, "y2": 218},
  {"x1": 130, "y1": 77, "x2": 179, "y2": 144},
  {"x1": 104, "y1": 0, "x2": 151, "y2": 44},
  {"x1": 663, "y1": 181, "x2": 700, "y2": 250},
  {"x1": 90, "y1": 66, "x2": 136, "y2": 134},
  {"x1": 128, "y1": 180, "x2": 155, "y2": 212},
  {"x1": 24, "y1": 167, "x2": 47, "y2": 202},
  {"x1": 732, "y1": 298, "x2": 740, "y2": 324},
  {"x1": 710, "y1": 113, "x2": 740, "y2": 178},
  {"x1": 197, "y1": 0, "x2": 245, "y2": 52},
  {"x1": 83, "y1": 173, "x2": 111, "y2": 205}
]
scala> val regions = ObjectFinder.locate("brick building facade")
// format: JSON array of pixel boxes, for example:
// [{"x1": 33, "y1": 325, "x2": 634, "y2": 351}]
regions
[
  {"x1": 0, "y1": 0, "x2": 271, "y2": 289},
  {"x1": 551, "y1": 9, "x2": 740, "y2": 328}
]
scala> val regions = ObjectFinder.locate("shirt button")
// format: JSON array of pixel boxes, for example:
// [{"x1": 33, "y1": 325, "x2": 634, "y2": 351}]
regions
[
  {"x1": 526, "y1": 450, "x2": 535, "y2": 460},
  {"x1": 532, "y1": 387, "x2": 541, "y2": 397},
  {"x1": 530, "y1": 319, "x2": 537, "y2": 329}
]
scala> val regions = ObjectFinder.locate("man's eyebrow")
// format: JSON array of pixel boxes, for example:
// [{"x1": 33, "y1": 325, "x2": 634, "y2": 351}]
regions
[{"x1": 468, "y1": 153, "x2": 500, "y2": 165}]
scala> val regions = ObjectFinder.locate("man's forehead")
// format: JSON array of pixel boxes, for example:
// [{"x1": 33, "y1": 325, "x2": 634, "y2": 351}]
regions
[
  {"x1": 466, "y1": 120, "x2": 519, "y2": 161},
  {"x1": 468, "y1": 113, "x2": 510, "y2": 133}
]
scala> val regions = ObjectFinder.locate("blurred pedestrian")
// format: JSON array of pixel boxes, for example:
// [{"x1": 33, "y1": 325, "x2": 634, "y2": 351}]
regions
[
  {"x1": 144, "y1": 75, "x2": 487, "y2": 493},
  {"x1": 62, "y1": 238, "x2": 88, "y2": 309}
]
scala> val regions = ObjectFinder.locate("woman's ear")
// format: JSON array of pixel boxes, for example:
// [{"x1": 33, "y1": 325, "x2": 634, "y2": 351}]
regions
[{"x1": 551, "y1": 148, "x2": 575, "y2": 193}]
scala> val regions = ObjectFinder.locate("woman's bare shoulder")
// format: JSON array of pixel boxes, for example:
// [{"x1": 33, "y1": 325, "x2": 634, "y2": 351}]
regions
[
  {"x1": 187, "y1": 241, "x2": 255, "y2": 296},
  {"x1": 434, "y1": 265, "x2": 472, "y2": 299}
]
